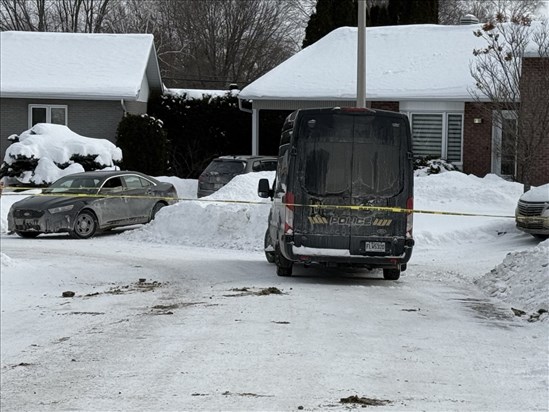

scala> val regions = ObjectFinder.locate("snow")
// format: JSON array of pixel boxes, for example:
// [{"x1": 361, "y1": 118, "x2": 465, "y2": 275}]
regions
[
  {"x1": 1, "y1": 164, "x2": 547, "y2": 318},
  {"x1": 1, "y1": 126, "x2": 548, "y2": 410},
  {"x1": 519, "y1": 183, "x2": 549, "y2": 202},
  {"x1": 2, "y1": 124, "x2": 122, "y2": 185},
  {"x1": 123, "y1": 172, "x2": 272, "y2": 251},
  {"x1": 0, "y1": 31, "x2": 160, "y2": 99},
  {"x1": 240, "y1": 22, "x2": 546, "y2": 101},
  {"x1": 475, "y1": 239, "x2": 549, "y2": 315},
  {"x1": 1, "y1": 167, "x2": 548, "y2": 410},
  {"x1": 167, "y1": 88, "x2": 240, "y2": 100}
]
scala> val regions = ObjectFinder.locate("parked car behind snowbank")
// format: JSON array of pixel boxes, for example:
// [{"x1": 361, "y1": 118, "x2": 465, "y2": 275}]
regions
[{"x1": 515, "y1": 184, "x2": 549, "y2": 239}]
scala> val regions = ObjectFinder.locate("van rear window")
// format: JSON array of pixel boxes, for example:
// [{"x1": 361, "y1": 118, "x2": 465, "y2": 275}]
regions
[{"x1": 297, "y1": 113, "x2": 405, "y2": 196}]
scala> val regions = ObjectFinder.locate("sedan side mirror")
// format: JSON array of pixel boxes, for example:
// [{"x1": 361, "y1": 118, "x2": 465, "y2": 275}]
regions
[{"x1": 257, "y1": 178, "x2": 273, "y2": 199}]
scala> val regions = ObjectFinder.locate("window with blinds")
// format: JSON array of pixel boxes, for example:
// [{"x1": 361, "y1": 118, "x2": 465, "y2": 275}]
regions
[
  {"x1": 411, "y1": 114, "x2": 443, "y2": 157},
  {"x1": 409, "y1": 113, "x2": 463, "y2": 163},
  {"x1": 447, "y1": 114, "x2": 463, "y2": 163}
]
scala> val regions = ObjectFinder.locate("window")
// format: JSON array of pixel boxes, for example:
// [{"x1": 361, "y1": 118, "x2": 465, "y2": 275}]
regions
[
  {"x1": 252, "y1": 160, "x2": 277, "y2": 172},
  {"x1": 28, "y1": 105, "x2": 67, "y2": 128},
  {"x1": 447, "y1": 114, "x2": 463, "y2": 163},
  {"x1": 297, "y1": 113, "x2": 404, "y2": 196},
  {"x1": 410, "y1": 113, "x2": 463, "y2": 163},
  {"x1": 411, "y1": 114, "x2": 443, "y2": 158},
  {"x1": 123, "y1": 175, "x2": 144, "y2": 189},
  {"x1": 100, "y1": 177, "x2": 123, "y2": 192},
  {"x1": 122, "y1": 175, "x2": 155, "y2": 189}
]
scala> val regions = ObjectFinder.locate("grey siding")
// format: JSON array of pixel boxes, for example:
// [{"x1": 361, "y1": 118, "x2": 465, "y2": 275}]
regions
[
  {"x1": 124, "y1": 100, "x2": 147, "y2": 114},
  {"x1": 1, "y1": 98, "x2": 129, "y2": 160}
]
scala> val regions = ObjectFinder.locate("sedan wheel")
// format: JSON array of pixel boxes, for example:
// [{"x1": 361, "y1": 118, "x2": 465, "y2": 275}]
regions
[
  {"x1": 151, "y1": 202, "x2": 165, "y2": 221},
  {"x1": 70, "y1": 210, "x2": 98, "y2": 239}
]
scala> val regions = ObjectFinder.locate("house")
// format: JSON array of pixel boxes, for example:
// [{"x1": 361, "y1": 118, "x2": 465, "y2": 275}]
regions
[
  {"x1": 238, "y1": 23, "x2": 548, "y2": 186},
  {"x1": 0, "y1": 31, "x2": 163, "y2": 160}
]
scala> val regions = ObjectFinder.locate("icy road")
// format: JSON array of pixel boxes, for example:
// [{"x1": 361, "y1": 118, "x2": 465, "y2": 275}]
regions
[{"x1": 1, "y1": 233, "x2": 546, "y2": 411}]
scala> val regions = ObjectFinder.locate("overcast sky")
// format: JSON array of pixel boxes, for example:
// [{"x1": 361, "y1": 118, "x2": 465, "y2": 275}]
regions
[{"x1": 542, "y1": 1, "x2": 549, "y2": 18}]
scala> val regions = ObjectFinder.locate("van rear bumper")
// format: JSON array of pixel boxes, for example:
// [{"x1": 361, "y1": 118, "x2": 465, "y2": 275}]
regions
[{"x1": 284, "y1": 236, "x2": 414, "y2": 268}]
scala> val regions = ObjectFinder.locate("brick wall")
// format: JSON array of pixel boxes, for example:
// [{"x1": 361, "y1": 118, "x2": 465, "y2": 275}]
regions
[
  {"x1": 463, "y1": 102, "x2": 493, "y2": 177},
  {"x1": 519, "y1": 57, "x2": 549, "y2": 186},
  {"x1": 1, "y1": 98, "x2": 128, "y2": 160},
  {"x1": 371, "y1": 101, "x2": 399, "y2": 112}
]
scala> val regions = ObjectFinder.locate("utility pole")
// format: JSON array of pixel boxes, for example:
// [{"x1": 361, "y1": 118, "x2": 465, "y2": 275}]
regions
[{"x1": 357, "y1": 0, "x2": 367, "y2": 108}]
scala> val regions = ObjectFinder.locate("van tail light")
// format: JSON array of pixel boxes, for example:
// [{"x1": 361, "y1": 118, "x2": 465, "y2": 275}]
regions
[
  {"x1": 406, "y1": 197, "x2": 414, "y2": 238},
  {"x1": 283, "y1": 192, "x2": 294, "y2": 234}
]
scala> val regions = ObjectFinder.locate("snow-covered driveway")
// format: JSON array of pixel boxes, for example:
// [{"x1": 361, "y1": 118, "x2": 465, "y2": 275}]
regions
[{"x1": 1, "y1": 233, "x2": 546, "y2": 411}]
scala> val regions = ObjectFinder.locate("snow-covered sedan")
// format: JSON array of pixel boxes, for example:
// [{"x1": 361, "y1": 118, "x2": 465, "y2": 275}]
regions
[
  {"x1": 7, "y1": 171, "x2": 178, "y2": 239},
  {"x1": 515, "y1": 183, "x2": 549, "y2": 239}
]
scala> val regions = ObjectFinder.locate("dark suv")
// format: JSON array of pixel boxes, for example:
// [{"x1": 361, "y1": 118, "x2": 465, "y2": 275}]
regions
[{"x1": 197, "y1": 155, "x2": 277, "y2": 198}]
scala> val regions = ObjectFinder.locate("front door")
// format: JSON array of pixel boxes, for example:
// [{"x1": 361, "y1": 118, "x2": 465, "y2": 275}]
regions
[{"x1": 492, "y1": 111, "x2": 517, "y2": 178}]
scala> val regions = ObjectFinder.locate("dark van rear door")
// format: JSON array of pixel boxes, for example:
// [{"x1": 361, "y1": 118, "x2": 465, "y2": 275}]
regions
[
  {"x1": 349, "y1": 113, "x2": 409, "y2": 255},
  {"x1": 294, "y1": 111, "x2": 353, "y2": 250},
  {"x1": 293, "y1": 110, "x2": 408, "y2": 253}
]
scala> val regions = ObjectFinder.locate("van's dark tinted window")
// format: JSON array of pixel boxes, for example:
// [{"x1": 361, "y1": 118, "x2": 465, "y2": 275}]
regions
[{"x1": 297, "y1": 113, "x2": 405, "y2": 196}]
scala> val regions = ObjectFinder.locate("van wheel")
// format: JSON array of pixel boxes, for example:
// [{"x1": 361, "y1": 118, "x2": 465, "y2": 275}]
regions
[
  {"x1": 383, "y1": 268, "x2": 400, "y2": 280},
  {"x1": 275, "y1": 246, "x2": 293, "y2": 277},
  {"x1": 400, "y1": 263, "x2": 407, "y2": 272},
  {"x1": 264, "y1": 229, "x2": 275, "y2": 264},
  {"x1": 277, "y1": 265, "x2": 293, "y2": 277}
]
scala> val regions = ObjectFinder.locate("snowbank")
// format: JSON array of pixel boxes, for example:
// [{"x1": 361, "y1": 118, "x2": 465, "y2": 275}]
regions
[
  {"x1": 121, "y1": 172, "x2": 273, "y2": 251},
  {"x1": 155, "y1": 176, "x2": 198, "y2": 200},
  {"x1": 475, "y1": 239, "x2": 549, "y2": 318}
]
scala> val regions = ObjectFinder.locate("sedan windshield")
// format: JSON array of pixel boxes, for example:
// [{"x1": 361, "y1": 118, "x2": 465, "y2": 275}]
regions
[{"x1": 43, "y1": 176, "x2": 102, "y2": 194}]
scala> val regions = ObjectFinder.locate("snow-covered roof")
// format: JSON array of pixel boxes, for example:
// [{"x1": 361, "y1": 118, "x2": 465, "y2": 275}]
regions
[
  {"x1": 239, "y1": 23, "x2": 542, "y2": 102},
  {"x1": 0, "y1": 31, "x2": 163, "y2": 100}
]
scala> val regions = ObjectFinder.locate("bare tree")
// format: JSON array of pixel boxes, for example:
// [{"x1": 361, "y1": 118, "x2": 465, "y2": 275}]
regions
[
  {"x1": 278, "y1": 0, "x2": 316, "y2": 50},
  {"x1": 103, "y1": 0, "x2": 182, "y2": 78},
  {"x1": 470, "y1": 12, "x2": 549, "y2": 189},
  {"x1": 439, "y1": 0, "x2": 544, "y2": 24},
  {"x1": 1, "y1": 0, "x2": 111, "y2": 32},
  {"x1": 1, "y1": 0, "x2": 51, "y2": 31},
  {"x1": 165, "y1": 0, "x2": 296, "y2": 88}
]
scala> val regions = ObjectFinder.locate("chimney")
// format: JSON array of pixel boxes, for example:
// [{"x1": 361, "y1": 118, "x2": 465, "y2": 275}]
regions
[{"x1": 460, "y1": 14, "x2": 480, "y2": 25}]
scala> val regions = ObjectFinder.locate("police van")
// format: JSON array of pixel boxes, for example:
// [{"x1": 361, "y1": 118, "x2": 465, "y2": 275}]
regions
[{"x1": 257, "y1": 107, "x2": 414, "y2": 280}]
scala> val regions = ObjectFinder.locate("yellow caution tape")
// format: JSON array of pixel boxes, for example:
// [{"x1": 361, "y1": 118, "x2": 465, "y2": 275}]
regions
[{"x1": 0, "y1": 185, "x2": 533, "y2": 220}]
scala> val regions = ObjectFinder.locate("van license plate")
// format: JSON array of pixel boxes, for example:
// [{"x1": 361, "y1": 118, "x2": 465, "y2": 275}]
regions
[{"x1": 363, "y1": 242, "x2": 386, "y2": 252}]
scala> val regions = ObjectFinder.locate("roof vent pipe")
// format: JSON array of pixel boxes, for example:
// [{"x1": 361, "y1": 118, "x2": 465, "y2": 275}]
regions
[{"x1": 460, "y1": 14, "x2": 479, "y2": 25}]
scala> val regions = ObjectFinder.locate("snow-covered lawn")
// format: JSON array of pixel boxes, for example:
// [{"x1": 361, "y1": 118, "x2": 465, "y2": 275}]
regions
[{"x1": 1, "y1": 170, "x2": 547, "y2": 410}]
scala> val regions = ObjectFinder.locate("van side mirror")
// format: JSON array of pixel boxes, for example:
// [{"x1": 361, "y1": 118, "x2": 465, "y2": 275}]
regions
[{"x1": 257, "y1": 178, "x2": 272, "y2": 199}]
